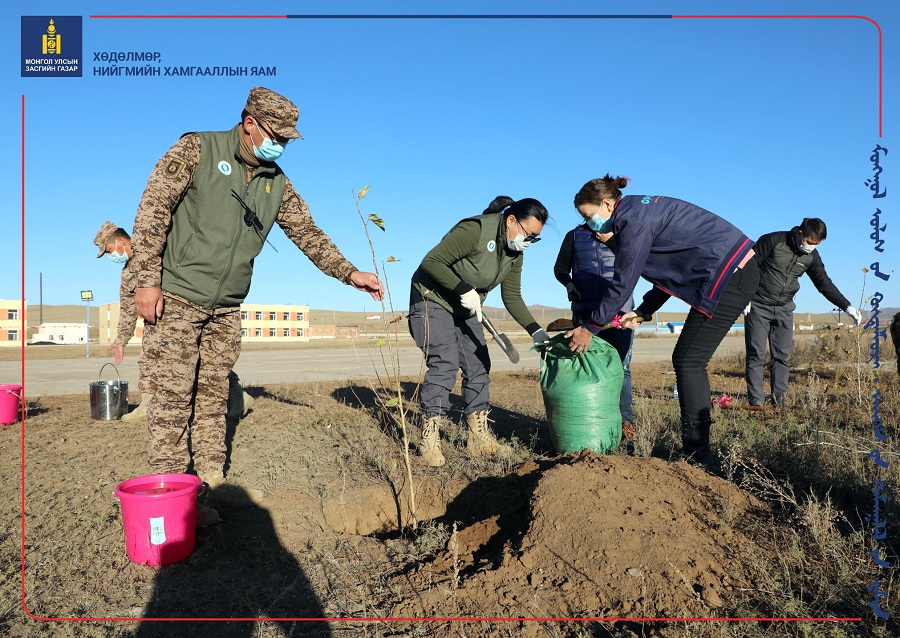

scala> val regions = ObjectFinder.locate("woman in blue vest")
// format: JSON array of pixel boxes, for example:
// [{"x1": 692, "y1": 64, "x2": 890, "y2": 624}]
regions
[
  {"x1": 566, "y1": 175, "x2": 760, "y2": 469},
  {"x1": 409, "y1": 196, "x2": 551, "y2": 467},
  {"x1": 554, "y1": 222, "x2": 636, "y2": 440}
]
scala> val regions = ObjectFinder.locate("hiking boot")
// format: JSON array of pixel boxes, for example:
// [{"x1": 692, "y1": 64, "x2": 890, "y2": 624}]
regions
[
  {"x1": 121, "y1": 398, "x2": 148, "y2": 422},
  {"x1": 681, "y1": 419, "x2": 716, "y2": 471},
  {"x1": 201, "y1": 472, "x2": 265, "y2": 507},
  {"x1": 621, "y1": 420, "x2": 636, "y2": 441},
  {"x1": 420, "y1": 416, "x2": 446, "y2": 467},
  {"x1": 196, "y1": 506, "x2": 220, "y2": 528},
  {"x1": 466, "y1": 410, "x2": 512, "y2": 458}
]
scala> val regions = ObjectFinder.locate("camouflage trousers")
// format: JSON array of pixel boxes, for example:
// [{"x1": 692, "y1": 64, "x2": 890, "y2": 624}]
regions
[{"x1": 139, "y1": 292, "x2": 242, "y2": 476}]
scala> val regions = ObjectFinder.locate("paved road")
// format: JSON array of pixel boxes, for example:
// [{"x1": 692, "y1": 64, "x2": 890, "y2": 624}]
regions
[{"x1": 0, "y1": 335, "x2": 747, "y2": 397}]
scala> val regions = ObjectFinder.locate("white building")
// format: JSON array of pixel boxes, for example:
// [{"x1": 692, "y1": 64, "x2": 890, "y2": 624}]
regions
[{"x1": 32, "y1": 323, "x2": 89, "y2": 345}]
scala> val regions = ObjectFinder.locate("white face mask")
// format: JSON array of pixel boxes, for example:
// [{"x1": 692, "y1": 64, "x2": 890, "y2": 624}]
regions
[
  {"x1": 796, "y1": 232, "x2": 817, "y2": 254},
  {"x1": 507, "y1": 234, "x2": 531, "y2": 252},
  {"x1": 506, "y1": 218, "x2": 540, "y2": 252}
]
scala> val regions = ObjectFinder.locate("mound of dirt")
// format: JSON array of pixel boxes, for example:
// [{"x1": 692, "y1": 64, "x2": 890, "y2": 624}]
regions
[{"x1": 392, "y1": 452, "x2": 769, "y2": 626}]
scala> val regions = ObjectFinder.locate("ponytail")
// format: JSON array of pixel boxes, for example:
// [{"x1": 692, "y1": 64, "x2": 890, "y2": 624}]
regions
[
  {"x1": 486, "y1": 196, "x2": 549, "y2": 225},
  {"x1": 574, "y1": 173, "x2": 631, "y2": 207}
]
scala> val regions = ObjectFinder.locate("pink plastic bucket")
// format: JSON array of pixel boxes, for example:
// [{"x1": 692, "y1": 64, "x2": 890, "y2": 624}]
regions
[
  {"x1": 114, "y1": 473, "x2": 202, "y2": 567},
  {"x1": 0, "y1": 384, "x2": 22, "y2": 425}
]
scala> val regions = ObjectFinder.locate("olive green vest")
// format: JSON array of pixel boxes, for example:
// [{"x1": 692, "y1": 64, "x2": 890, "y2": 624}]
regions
[
  {"x1": 161, "y1": 125, "x2": 287, "y2": 309},
  {"x1": 411, "y1": 213, "x2": 520, "y2": 317}
]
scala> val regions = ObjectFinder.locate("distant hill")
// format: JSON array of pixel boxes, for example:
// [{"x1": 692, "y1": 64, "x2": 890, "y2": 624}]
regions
[{"x1": 25, "y1": 304, "x2": 91, "y2": 327}]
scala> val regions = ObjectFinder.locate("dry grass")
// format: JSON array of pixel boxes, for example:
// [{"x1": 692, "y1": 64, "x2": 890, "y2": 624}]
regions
[{"x1": 1, "y1": 322, "x2": 897, "y2": 637}]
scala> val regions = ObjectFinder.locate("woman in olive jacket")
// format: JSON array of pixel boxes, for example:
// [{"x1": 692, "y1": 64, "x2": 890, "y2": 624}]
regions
[{"x1": 408, "y1": 196, "x2": 551, "y2": 467}]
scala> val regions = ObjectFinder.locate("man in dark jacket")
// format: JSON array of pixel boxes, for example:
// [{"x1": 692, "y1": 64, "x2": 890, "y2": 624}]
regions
[{"x1": 745, "y1": 218, "x2": 861, "y2": 406}]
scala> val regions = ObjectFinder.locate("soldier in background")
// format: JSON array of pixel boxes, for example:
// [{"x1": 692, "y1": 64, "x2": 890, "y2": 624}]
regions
[
  {"x1": 93, "y1": 221, "x2": 255, "y2": 423},
  {"x1": 131, "y1": 87, "x2": 383, "y2": 506}
]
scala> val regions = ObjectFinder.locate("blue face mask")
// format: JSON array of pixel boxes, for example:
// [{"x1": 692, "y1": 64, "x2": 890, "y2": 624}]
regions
[
  {"x1": 107, "y1": 248, "x2": 128, "y2": 264},
  {"x1": 252, "y1": 120, "x2": 285, "y2": 162},
  {"x1": 586, "y1": 214, "x2": 613, "y2": 234}
]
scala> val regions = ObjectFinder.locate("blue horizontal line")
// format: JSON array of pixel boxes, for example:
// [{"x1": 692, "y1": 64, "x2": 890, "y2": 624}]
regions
[{"x1": 285, "y1": 14, "x2": 673, "y2": 19}]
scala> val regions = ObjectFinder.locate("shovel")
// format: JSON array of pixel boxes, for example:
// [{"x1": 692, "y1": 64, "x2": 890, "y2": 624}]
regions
[{"x1": 482, "y1": 315, "x2": 519, "y2": 363}]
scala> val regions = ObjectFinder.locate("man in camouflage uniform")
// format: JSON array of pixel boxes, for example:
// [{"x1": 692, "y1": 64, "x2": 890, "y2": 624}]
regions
[
  {"x1": 93, "y1": 221, "x2": 148, "y2": 422},
  {"x1": 94, "y1": 221, "x2": 140, "y2": 366},
  {"x1": 93, "y1": 220, "x2": 254, "y2": 423},
  {"x1": 131, "y1": 86, "x2": 383, "y2": 503}
]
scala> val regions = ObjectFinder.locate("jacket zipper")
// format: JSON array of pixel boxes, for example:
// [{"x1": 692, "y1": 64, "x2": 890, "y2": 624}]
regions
[
  {"x1": 482, "y1": 215, "x2": 508, "y2": 292},
  {"x1": 209, "y1": 166, "x2": 253, "y2": 308},
  {"x1": 175, "y1": 232, "x2": 194, "y2": 267},
  {"x1": 777, "y1": 253, "x2": 799, "y2": 302}
]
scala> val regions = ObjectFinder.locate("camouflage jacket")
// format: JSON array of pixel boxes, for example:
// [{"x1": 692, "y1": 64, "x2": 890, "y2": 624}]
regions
[
  {"x1": 114, "y1": 258, "x2": 140, "y2": 347},
  {"x1": 131, "y1": 125, "x2": 357, "y2": 308}
]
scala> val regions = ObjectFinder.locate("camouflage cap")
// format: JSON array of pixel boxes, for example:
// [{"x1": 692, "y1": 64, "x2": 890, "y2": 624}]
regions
[
  {"x1": 93, "y1": 221, "x2": 119, "y2": 258},
  {"x1": 244, "y1": 86, "x2": 303, "y2": 140}
]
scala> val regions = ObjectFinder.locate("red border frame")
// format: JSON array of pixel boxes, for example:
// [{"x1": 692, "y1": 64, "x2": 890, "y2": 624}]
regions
[{"x1": 18, "y1": 12, "x2": 881, "y2": 628}]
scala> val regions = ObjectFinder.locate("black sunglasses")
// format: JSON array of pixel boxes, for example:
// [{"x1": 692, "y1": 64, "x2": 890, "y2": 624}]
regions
[
  {"x1": 254, "y1": 118, "x2": 293, "y2": 146},
  {"x1": 516, "y1": 219, "x2": 542, "y2": 243}
]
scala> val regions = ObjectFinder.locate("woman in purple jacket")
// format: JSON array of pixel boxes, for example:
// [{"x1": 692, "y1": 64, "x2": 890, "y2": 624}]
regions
[{"x1": 566, "y1": 175, "x2": 760, "y2": 469}]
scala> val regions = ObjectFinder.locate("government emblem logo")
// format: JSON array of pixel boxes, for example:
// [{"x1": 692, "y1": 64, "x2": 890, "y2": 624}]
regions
[{"x1": 21, "y1": 16, "x2": 82, "y2": 77}]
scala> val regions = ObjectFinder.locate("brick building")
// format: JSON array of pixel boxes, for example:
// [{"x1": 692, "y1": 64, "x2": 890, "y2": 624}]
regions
[
  {"x1": 0, "y1": 299, "x2": 26, "y2": 347},
  {"x1": 96, "y1": 301, "x2": 312, "y2": 345}
]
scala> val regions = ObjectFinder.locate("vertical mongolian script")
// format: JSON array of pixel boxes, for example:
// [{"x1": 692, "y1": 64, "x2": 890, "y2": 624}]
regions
[{"x1": 866, "y1": 142, "x2": 890, "y2": 620}]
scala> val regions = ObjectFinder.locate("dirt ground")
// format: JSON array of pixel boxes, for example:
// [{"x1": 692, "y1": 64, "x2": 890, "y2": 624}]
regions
[{"x1": 0, "y1": 353, "x2": 888, "y2": 637}]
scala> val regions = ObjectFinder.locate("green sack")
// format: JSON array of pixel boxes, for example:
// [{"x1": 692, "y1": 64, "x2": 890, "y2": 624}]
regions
[{"x1": 537, "y1": 333, "x2": 624, "y2": 454}]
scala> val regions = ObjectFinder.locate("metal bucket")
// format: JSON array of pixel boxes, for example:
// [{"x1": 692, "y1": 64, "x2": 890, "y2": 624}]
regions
[{"x1": 90, "y1": 363, "x2": 129, "y2": 420}]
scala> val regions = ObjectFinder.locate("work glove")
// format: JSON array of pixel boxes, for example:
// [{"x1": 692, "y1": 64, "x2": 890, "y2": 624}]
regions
[
  {"x1": 565, "y1": 282, "x2": 581, "y2": 302},
  {"x1": 460, "y1": 289, "x2": 483, "y2": 322},
  {"x1": 845, "y1": 305, "x2": 862, "y2": 325},
  {"x1": 743, "y1": 302, "x2": 752, "y2": 316},
  {"x1": 531, "y1": 328, "x2": 552, "y2": 344}
]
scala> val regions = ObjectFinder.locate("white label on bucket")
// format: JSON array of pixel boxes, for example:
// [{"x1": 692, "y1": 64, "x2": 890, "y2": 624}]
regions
[{"x1": 149, "y1": 516, "x2": 166, "y2": 545}]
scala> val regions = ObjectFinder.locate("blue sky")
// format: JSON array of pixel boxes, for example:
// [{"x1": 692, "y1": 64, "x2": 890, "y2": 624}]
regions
[{"x1": 2, "y1": 1, "x2": 896, "y2": 319}]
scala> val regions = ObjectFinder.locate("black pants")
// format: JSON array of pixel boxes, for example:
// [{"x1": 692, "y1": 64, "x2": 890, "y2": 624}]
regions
[{"x1": 672, "y1": 259, "x2": 760, "y2": 425}]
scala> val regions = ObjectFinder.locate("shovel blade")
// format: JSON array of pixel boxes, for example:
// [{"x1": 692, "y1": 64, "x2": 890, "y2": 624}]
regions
[
  {"x1": 481, "y1": 316, "x2": 520, "y2": 364},
  {"x1": 497, "y1": 333, "x2": 519, "y2": 363}
]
